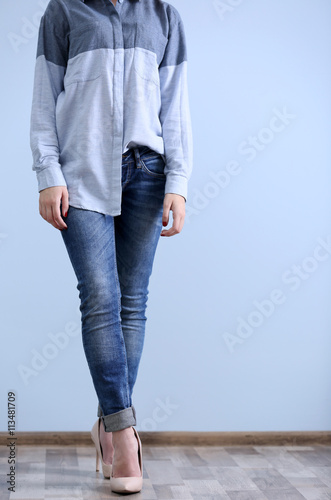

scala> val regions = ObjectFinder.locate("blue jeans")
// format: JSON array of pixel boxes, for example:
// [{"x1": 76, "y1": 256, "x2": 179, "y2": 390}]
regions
[{"x1": 60, "y1": 146, "x2": 166, "y2": 432}]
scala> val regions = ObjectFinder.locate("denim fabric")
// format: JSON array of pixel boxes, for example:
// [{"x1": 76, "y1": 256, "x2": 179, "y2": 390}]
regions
[{"x1": 60, "y1": 145, "x2": 166, "y2": 431}]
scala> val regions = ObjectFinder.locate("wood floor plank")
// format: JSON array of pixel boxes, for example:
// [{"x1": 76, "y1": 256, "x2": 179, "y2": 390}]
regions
[
  {"x1": 285, "y1": 475, "x2": 329, "y2": 489},
  {"x1": 230, "y1": 453, "x2": 272, "y2": 469},
  {"x1": 194, "y1": 447, "x2": 239, "y2": 467},
  {"x1": 227, "y1": 491, "x2": 268, "y2": 500},
  {"x1": 184, "y1": 448, "x2": 209, "y2": 467},
  {"x1": 143, "y1": 459, "x2": 184, "y2": 486},
  {"x1": 177, "y1": 466, "x2": 216, "y2": 480},
  {"x1": 8, "y1": 472, "x2": 45, "y2": 499},
  {"x1": 308, "y1": 466, "x2": 331, "y2": 488},
  {"x1": 170, "y1": 485, "x2": 194, "y2": 499},
  {"x1": 287, "y1": 450, "x2": 331, "y2": 467},
  {"x1": 296, "y1": 487, "x2": 331, "y2": 500},
  {"x1": 245, "y1": 468, "x2": 300, "y2": 491},
  {"x1": 259, "y1": 450, "x2": 311, "y2": 471},
  {"x1": 224, "y1": 447, "x2": 261, "y2": 456},
  {"x1": 209, "y1": 466, "x2": 261, "y2": 491},
  {"x1": 263, "y1": 489, "x2": 307, "y2": 499},
  {"x1": 183, "y1": 478, "x2": 228, "y2": 496},
  {"x1": 153, "y1": 484, "x2": 174, "y2": 499}
]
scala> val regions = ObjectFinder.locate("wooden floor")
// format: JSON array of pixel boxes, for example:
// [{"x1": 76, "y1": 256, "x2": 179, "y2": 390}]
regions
[{"x1": 1, "y1": 444, "x2": 331, "y2": 499}]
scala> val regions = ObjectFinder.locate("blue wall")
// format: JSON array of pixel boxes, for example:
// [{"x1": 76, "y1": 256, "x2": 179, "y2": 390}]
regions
[{"x1": 1, "y1": 0, "x2": 331, "y2": 432}]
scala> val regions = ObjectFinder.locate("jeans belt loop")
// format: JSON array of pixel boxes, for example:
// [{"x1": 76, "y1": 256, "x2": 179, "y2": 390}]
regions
[{"x1": 133, "y1": 146, "x2": 142, "y2": 169}]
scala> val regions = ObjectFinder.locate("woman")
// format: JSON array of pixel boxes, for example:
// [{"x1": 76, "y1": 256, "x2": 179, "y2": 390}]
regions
[{"x1": 30, "y1": 0, "x2": 193, "y2": 494}]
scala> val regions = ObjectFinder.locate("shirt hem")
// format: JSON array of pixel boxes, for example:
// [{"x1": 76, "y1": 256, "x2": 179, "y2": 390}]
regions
[{"x1": 68, "y1": 201, "x2": 121, "y2": 217}]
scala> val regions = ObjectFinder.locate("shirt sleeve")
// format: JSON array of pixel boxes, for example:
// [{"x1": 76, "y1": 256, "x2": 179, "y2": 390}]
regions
[
  {"x1": 159, "y1": 10, "x2": 193, "y2": 202},
  {"x1": 30, "y1": 0, "x2": 69, "y2": 192}
]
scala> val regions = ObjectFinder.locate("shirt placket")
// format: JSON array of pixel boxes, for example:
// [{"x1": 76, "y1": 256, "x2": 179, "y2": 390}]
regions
[{"x1": 104, "y1": 0, "x2": 125, "y2": 212}]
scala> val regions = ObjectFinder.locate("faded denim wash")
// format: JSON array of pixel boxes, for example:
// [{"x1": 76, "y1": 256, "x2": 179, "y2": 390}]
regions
[{"x1": 60, "y1": 146, "x2": 166, "y2": 431}]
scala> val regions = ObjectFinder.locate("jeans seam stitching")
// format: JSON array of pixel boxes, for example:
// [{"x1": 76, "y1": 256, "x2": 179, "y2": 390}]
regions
[{"x1": 112, "y1": 223, "x2": 131, "y2": 409}]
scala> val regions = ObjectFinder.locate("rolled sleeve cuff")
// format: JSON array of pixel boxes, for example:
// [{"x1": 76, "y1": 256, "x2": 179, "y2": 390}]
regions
[
  {"x1": 36, "y1": 166, "x2": 67, "y2": 192},
  {"x1": 165, "y1": 174, "x2": 188, "y2": 202}
]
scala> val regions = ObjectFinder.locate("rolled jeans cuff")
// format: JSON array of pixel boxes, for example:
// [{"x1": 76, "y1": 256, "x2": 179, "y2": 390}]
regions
[{"x1": 97, "y1": 404, "x2": 136, "y2": 432}]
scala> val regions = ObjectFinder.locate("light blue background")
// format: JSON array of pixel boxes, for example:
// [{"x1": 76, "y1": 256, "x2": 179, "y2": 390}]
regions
[{"x1": 1, "y1": 0, "x2": 331, "y2": 432}]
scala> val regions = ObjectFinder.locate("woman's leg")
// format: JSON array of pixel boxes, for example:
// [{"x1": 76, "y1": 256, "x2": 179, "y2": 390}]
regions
[
  {"x1": 60, "y1": 207, "x2": 136, "y2": 432},
  {"x1": 61, "y1": 145, "x2": 165, "y2": 479},
  {"x1": 114, "y1": 146, "x2": 166, "y2": 398},
  {"x1": 110, "y1": 146, "x2": 166, "y2": 479}
]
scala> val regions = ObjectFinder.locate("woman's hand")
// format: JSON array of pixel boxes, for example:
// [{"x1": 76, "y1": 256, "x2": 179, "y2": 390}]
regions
[
  {"x1": 39, "y1": 186, "x2": 69, "y2": 231},
  {"x1": 161, "y1": 193, "x2": 185, "y2": 237}
]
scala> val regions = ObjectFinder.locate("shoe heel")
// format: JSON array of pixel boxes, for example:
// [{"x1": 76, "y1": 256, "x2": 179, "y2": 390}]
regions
[
  {"x1": 96, "y1": 449, "x2": 100, "y2": 472},
  {"x1": 91, "y1": 418, "x2": 112, "y2": 479}
]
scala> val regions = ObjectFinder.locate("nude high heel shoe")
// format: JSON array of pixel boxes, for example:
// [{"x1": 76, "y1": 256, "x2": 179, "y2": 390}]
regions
[
  {"x1": 90, "y1": 418, "x2": 112, "y2": 479},
  {"x1": 110, "y1": 427, "x2": 143, "y2": 494}
]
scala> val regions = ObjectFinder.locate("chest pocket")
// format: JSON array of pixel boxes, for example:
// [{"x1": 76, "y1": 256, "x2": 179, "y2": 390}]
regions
[
  {"x1": 133, "y1": 23, "x2": 168, "y2": 87},
  {"x1": 65, "y1": 22, "x2": 103, "y2": 86}
]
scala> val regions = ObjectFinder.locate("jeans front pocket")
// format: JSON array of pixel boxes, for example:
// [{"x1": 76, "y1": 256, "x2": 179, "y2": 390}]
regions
[{"x1": 140, "y1": 152, "x2": 166, "y2": 178}]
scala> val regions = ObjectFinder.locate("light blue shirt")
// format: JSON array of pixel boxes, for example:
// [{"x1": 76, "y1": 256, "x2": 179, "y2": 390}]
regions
[{"x1": 30, "y1": 0, "x2": 193, "y2": 216}]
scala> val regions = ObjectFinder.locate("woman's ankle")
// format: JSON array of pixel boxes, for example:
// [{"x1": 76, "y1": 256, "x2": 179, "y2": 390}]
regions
[
  {"x1": 112, "y1": 426, "x2": 136, "y2": 442},
  {"x1": 111, "y1": 427, "x2": 140, "y2": 477}
]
